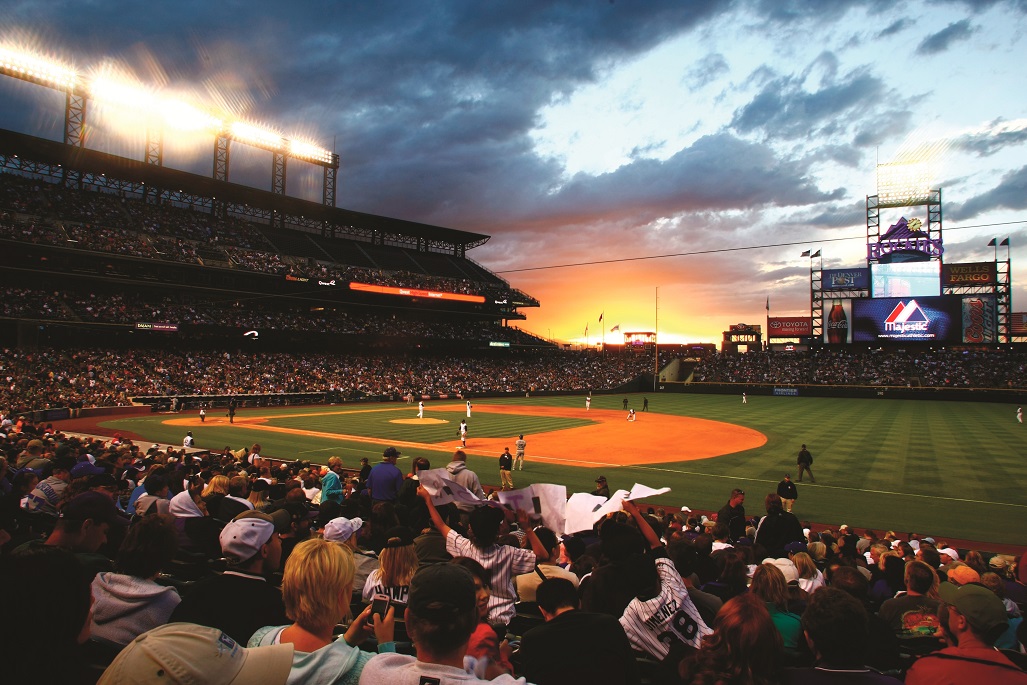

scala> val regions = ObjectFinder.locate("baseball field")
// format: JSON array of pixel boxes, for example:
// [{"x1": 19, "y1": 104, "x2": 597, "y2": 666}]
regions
[{"x1": 79, "y1": 392, "x2": 1027, "y2": 548}]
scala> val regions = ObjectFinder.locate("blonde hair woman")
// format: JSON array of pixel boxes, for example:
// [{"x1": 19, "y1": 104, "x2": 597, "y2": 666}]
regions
[
  {"x1": 362, "y1": 527, "x2": 418, "y2": 605},
  {"x1": 791, "y1": 552, "x2": 825, "y2": 595},
  {"x1": 249, "y1": 538, "x2": 395, "y2": 683}
]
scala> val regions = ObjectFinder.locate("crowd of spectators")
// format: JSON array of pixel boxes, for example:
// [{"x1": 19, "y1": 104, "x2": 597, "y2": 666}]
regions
[
  {"x1": 693, "y1": 349, "x2": 1027, "y2": 389},
  {"x1": 0, "y1": 347, "x2": 661, "y2": 413},
  {"x1": 0, "y1": 172, "x2": 533, "y2": 306},
  {"x1": 0, "y1": 425, "x2": 1024, "y2": 683}
]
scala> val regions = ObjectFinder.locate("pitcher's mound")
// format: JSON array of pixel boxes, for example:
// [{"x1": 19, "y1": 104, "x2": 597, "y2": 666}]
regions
[{"x1": 391, "y1": 418, "x2": 449, "y2": 425}]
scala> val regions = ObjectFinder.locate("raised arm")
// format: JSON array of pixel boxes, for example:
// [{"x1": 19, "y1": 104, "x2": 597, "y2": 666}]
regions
[
  {"x1": 417, "y1": 485, "x2": 453, "y2": 538},
  {"x1": 516, "y1": 508, "x2": 548, "y2": 560},
  {"x1": 622, "y1": 498, "x2": 661, "y2": 550}
]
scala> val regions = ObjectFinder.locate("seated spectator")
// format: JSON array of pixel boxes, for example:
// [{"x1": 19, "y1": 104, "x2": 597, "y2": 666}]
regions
[
  {"x1": 133, "y1": 473, "x2": 171, "y2": 518},
  {"x1": 249, "y1": 537, "x2": 395, "y2": 682},
  {"x1": 520, "y1": 576, "x2": 638, "y2": 685},
  {"x1": 580, "y1": 515, "x2": 659, "y2": 618},
  {"x1": 751, "y1": 562, "x2": 805, "y2": 662},
  {"x1": 514, "y1": 526, "x2": 579, "y2": 602},
  {"x1": 91, "y1": 514, "x2": 181, "y2": 646},
  {"x1": 785, "y1": 587, "x2": 902, "y2": 683},
  {"x1": 0, "y1": 546, "x2": 95, "y2": 684},
  {"x1": 905, "y1": 582, "x2": 1027, "y2": 683},
  {"x1": 168, "y1": 485, "x2": 222, "y2": 559},
  {"x1": 829, "y1": 566, "x2": 901, "y2": 672},
  {"x1": 23, "y1": 454, "x2": 75, "y2": 515},
  {"x1": 981, "y1": 571, "x2": 1025, "y2": 651},
  {"x1": 169, "y1": 510, "x2": 290, "y2": 644},
  {"x1": 97, "y1": 622, "x2": 294, "y2": 685},
  {"x1": 323, "y1": 515, "x2": 379, "y2": 595},
  {"x1": 449, "y1": 557, "x2": 515, "y2": 679},
  {"x1": 791, "y1": 550, "x2": 825, "y2": 595},
  {"x1": 363, "y1": 526, "x2": 418, "y2": 605},
  {"x1": 701, "y1": 548, "x2": 751, "y2": 603},
  {"x1": 358, "y1": 563, "x2": 525, "y2": 684},
  {"x1": 14, "y1": 490, "x2": 124, "y2": 577},
  {"x1": 679, "y1": 593, "x2": 784, "y2": 685},
  {"x1": 218, "y1": 475, "x2": 254, "y2": 520},
  {"x1": 878, "y1": 560, "x2": 942, "y2": 641}
]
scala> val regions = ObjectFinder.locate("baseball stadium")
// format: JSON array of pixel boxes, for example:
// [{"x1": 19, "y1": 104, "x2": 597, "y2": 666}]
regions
[{"x1": 1, "y1": 34, "x2": 1027, "y2": 684}]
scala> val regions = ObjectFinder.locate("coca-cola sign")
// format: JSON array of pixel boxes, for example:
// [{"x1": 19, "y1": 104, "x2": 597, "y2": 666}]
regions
[{"x1": 767, "y1": 317, "x2": 812, "y2": 337}]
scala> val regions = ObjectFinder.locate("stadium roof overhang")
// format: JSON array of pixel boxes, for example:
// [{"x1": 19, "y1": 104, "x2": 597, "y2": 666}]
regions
[{"x1": 0, "y1": 128, "x2": 491, "y2": 250}]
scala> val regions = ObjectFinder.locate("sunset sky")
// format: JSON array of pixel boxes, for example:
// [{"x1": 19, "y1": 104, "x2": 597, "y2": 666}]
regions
[{"x1": 1, "y1": 1, "x2": 1026, "y2": 344}]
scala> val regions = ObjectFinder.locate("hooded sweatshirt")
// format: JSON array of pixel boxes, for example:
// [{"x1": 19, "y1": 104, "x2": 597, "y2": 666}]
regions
[
  {"x1": 90, "y1": 572, "x2": 181, "y2": 646},
  {"x1": 445, "y1": 461, "x2": 485, "y2": 510}
]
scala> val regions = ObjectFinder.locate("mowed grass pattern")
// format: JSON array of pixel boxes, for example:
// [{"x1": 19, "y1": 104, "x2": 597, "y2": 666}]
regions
[{"x1": 102, "y1": 393, "x2": 1027, "y2": 546}]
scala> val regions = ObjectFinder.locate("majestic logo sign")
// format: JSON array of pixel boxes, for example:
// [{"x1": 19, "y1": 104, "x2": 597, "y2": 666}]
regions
[{"x1": 884, "y1": 300, "x2": 929, "y2": 334}]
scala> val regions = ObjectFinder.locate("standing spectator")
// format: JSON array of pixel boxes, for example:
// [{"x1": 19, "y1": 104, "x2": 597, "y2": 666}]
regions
[
  {"x1": 367, "y1": 447, "x2": 404, "y2": 504},
  {"x1": 777, "y1": 474, "x2": 797, "y2": 513},
  {"x1": 418, "y1": 487, "x2": 545, "y2": 632},
  {"x1": 498, "y1": 447, "x2": 514, "y2": 491},
  {"x1": 754, "y1": 493, "x2": 804, "y2": 560},
  {"x1": 320, "y1": 456, "x2": 345, "y2": 505},
  {"x1": 797, "y1": 444, "x2": 815, "y2": 483},
  {"x1": 445, "y1": 450, "x2": 485, "y2": 509},
  {"x1": 716, "y1": 488, "x2": 747, "y2": 542}
]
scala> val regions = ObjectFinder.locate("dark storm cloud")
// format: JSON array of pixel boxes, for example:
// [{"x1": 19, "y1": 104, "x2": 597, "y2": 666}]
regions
[
  {"x1": 948, "y1": 165, "x2": 1027, "y2": 219},
  {"x1": 915, "y1": 19, "x2": 975, "y2": 55},
  {"x1": 730, "y1": 56, "x2": 896, "y2": 140},
  {"x1": 950, "y1": 119, "x2": 1027, "y2": 156}
]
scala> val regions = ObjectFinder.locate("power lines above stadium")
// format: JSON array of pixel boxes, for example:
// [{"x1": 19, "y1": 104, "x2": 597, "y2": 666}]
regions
[{"x1": 496, "y1": 219, "x2": 1026, "y2": 274}]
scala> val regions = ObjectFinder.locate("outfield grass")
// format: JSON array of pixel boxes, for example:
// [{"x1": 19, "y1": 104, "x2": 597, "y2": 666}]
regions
[{"x1": 100, "y1": 393, "x2": 1027, "y2": 546}]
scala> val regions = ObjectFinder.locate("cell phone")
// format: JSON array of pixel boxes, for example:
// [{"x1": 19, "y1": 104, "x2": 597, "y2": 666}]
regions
[{"x1": 370, "y1": 593, "x2": 391, "y2": 619}]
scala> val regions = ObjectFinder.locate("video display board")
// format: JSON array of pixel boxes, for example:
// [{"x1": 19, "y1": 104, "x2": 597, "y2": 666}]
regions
[
  {"x1": 851, "y1": 295, "x2": 995, "y2": 343},
  {"x1": 871, "y1": 261, "x2": 941, "y2": 298}
]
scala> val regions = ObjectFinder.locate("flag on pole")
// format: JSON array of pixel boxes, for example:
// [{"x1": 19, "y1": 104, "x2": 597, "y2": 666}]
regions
[
  {"x1": 988, "y1": 238, "x2": 997, "y2": 246},
  {"x1": 766, "y1": 297, "x2": 770, "y2": 312},
  {"x1": 599, "y1": 312, "x2": 604, "y2": 323},
  {"x1": 811, "y1": 249, "x2": 821, "y2": 258},
  {"x1": 1001, "y1": 237, "x2": 1010, "y2": 246},
  {"x1": 801, "y1": 250, "x2": 811, "y2": 257},
  {"x1": 584, "y1": 323, "x2": 589, "y2": 336},
  {"x1": 610, "y1": 325, "x2": 620, "y2": 333}
]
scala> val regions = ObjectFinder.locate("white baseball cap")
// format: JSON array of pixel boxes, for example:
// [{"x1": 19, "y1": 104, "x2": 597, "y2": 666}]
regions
[{"x1": 323, "y1": 516, "x2": 363, "y2": 544}]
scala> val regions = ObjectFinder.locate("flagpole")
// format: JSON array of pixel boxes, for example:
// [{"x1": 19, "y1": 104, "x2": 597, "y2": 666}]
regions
[{"x1": 654, "y1": 287, "x2": 659, "y2": 392}]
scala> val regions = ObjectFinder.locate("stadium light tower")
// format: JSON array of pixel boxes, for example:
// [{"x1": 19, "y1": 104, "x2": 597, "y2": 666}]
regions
[{"x1": 0, "y1": 41, "x2": 341, "y2": 207}]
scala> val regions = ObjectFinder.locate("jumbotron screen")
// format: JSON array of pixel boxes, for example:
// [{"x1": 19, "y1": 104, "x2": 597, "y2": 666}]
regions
[
  {"x1": 871, "y1": 262, "x2": 941, "y2": 298},
  {"x1": 851, "y1": 295, "x2": 996, "y2": 343}
]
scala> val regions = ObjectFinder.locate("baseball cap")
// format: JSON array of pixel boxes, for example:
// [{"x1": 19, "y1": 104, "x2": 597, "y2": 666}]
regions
[
  {"x1": 764, "y1": 557, "x2": 799, "y2": 583},
  {"x1": 383, "y1": 447, "x2": 401, "y2": 459},
  {"x1": 408, "y1": 564, "x2": 476, "y2": 619},
  {"x1": 219, "y1": 510, "x2": 289, "y2": 563},
  {"x1": 784, "y1": 541, "x2": 808, "y2": 555},
  {"x1": 59, "y1": 491, "x2": 127, "y2": 527},
  {"x1": 71, "y1": 461, "x2": 106, "y2": 479},
  {"x1": 595, "y1": 476, "x2": 606, "y2": 483},
  {"x1": 946, "y1": 564, "x2": 981, "y2": 586},
  {"x1": 97, "y1": 622, "x2": 293, "y2": 685},
  {"x1": 938, "y1": 581, "x2": 1008, "y2": 635},
  {"x1": 26, "y1": 439, "x2": 44, "y2": 452},
  {"x1": 323, "y1": 516, "x2": 363, "y2": 544}
]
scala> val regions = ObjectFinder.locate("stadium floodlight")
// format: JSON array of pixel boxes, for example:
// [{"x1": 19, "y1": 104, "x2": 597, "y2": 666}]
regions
[
  {"x1": 158, "y1": 99, "x2": 223, "y2": 134},
  {"x1": 229, "y1": 121, "x2": 285, "y2": 150},
  {"x1": 89, "y1": 71, "x2": 156, "y2": 113},
  {"x1": 876, "y1": 160, "x2": 936, "y2": 206},
  {"x1": 0, "y1": 44, "x2": 78, "y2": 90},
  {"x1": 289, "y1": 138, "x2": 334, "y2": 165}
]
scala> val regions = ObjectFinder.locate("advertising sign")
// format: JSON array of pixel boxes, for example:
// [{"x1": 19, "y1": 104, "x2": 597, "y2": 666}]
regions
[
  {"x1": 767, "y1": 317, "x2": 812, "y2": 337},
  {"x1": 961, "y1": 295, "x2": 996, "y2": 343},
  {"x1": 852, "y1": 296, "x2": 960, "y2": 342},
  {"x1": 941, "y1": 262, "x2": 997, "y2": 286},
  {"x1": 822, "y1": 268, "x2": 869, "y2": 291},
  {"x1": 823, "y1": 299, "x2": 852, "y2": 344}
]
